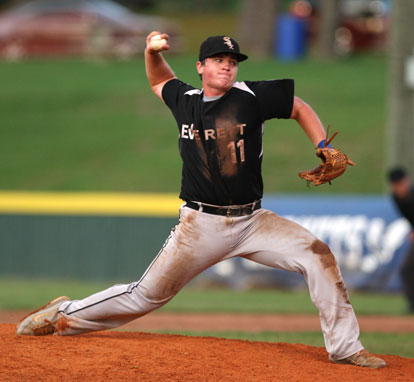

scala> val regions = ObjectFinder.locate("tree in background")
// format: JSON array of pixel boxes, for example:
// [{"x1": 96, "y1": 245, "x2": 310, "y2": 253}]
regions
[
  {"x1": 315, "y1": 0, "x2": 340, "y2": 59},
  {"x1": 238, "y1": 0, "x2": 278, "y2": 58},
  {"x1": 388, "y1": 0, "x2": 414, "y2": 176}
]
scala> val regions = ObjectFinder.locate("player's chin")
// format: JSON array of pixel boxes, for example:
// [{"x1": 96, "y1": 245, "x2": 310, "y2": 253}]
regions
[{"x1": 217, "y1": 79, "x2": 234, "y2": 92}]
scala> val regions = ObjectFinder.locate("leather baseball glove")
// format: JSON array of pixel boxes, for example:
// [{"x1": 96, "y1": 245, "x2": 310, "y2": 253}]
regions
[{"x1": 298, "y1": 130, "x2": 355, "y2": 186}]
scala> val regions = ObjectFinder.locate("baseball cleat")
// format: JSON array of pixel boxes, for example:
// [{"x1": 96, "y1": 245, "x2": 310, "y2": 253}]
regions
[
  {"x1": 16, "y1": 296, "x2": 70, "y2": 336},
  {"x1": 330, "y1": 349, "x2": 386, "y2": 369}
]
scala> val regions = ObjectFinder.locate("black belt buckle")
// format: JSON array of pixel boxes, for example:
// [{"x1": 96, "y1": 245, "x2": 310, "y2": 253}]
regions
[
  {"x1": 224, "y1": 203, "x2": 255, "y2": 217},
  {"x1": 245, "y1": 204, "x2": 255, "y2": 215},
  {"x1": 225, "y1": 206, "x2": 240, "y2": 217},
  {"x1": 243, "y1": 203, "x2": 256, "y2": 215}
]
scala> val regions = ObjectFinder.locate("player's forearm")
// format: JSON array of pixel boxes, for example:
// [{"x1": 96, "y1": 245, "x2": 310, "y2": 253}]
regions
[
  {"x1": 290, "y1": 96, "x2": 326, "y2": 147},
  {"x1": 145, "y1": 49, "x2": 175, "y2": 89}
]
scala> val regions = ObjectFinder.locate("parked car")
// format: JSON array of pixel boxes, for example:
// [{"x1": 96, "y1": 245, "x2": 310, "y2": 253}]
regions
[
  {"x1": 0, "y1": 0, "x2": 180, "y2": 60},
  {"x1": 334, "y1": 0, "x2": 390, "y2": 55},
  {"x1": 290, "y1": 0, "x2": 390, "y2": 55}
]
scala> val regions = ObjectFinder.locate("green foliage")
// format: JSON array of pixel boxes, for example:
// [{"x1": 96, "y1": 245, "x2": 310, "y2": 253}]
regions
[{"x1": 0, "y1": 53, "x2": 386, "y2": 193}]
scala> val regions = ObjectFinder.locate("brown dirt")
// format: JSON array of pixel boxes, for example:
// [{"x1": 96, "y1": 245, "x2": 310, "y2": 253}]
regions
[
  {"x1": 1, "y1": 324, "x2": 413, "y2": 382},
  {"x1": 1, "y1": 311, "x2": 414, "y2": 381}
]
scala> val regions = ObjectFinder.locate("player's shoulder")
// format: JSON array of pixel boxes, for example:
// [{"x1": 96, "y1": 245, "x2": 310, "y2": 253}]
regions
[
  {"x1": 163, "y1": 78, "x2": 198, "y2": 94},
  {"x1": 233, "y1": 79, "x2": 293, "y2": 95},
  {"x1": 162, "y1": 78, "x2": 201, "y2": 106},
  {"x1": 232, "y1": 81, "x2": 256, "y2": 96}
]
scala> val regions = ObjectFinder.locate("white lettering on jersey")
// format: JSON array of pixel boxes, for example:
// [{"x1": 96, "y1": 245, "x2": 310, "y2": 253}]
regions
[
  {"x1": 181, "y1": 124, "x2": 200, "y2": 140},
  {"x1": 181, "y1": 124, "x2": 189, "y2": 139},
  {"x1": 188, "y1": 125, "x2": 195, "y2": 139},
  {"x1": 181, "y1": 124, "x2": 246, "y2": 141},
  {"x1": 205, "y1": 129, "x2": 216, "y2": 140},
  {"x1": 238, "y1": 123, "x2": 245, "y2": 135}
]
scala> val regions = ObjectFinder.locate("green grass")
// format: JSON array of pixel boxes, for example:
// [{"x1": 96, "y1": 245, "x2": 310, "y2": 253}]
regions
[
  {"x1": 0, "y1": 53, "x2": 387, "y2": 193},
  {"x1": 163, "y1": 287, "x2": 407, "y2": 316},
  {"x1": 151, "y1": 331, "x2": 414, "y2": 358},
  {"x1": 0, "y1": 278, "x2": 406, "y2": 315}
]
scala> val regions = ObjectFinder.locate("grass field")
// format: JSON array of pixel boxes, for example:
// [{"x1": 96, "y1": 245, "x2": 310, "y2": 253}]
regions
[
  {"x1": 156, "y1": 331, "x2": 414, "y2": 358},
  {"x1": 1, "y1": 278, "x2": 412, "y2": 357},
  {"x1": 0, "y1": 53, "x2": 387, "y2": 194},
  {"x1": 0, "y1": 277, "x2": 406, "y2": 315}
]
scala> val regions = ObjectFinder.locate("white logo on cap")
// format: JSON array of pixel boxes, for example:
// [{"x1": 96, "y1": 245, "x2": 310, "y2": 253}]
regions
[{"x1": 223, "y1": 37, "x2": 234, "y2": 50}]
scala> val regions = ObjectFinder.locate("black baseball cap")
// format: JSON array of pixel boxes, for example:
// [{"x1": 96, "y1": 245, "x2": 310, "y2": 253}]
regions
[
  {"x1": 388, "y1": 167, "x2": 407, "y2": 182},
  {"x1": 199, "y1": 35, "x2": 248, "y2": 62}
]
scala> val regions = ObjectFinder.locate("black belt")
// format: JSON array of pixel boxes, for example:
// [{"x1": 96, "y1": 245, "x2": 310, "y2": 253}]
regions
[{"x1": 185, "y1": 200, "x2": 261, "y2": 217}]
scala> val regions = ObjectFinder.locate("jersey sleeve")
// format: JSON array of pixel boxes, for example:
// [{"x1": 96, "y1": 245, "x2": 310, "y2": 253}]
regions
[
  {"x1": 162, "y1": 78, "x2": 196, "y2": 112},
  {"x1": 245, "y1": 79, "x2": 294, "y2": 120}
]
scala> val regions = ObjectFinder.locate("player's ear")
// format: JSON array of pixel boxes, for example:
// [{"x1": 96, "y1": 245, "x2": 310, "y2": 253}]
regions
[{"x1": 196, "y1": 61, "x2": 204, "y2": 76}]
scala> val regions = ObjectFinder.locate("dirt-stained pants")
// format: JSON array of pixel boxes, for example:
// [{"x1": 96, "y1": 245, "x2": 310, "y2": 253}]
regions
[{"x1": 58, "y1": 206, "x2": 364, "y2": 360}]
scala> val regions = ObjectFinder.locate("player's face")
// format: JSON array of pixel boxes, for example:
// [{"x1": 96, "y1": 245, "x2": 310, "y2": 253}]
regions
[
  {"x1": 197, "y1": 54, "x2": 238, "y2": 96},
  {"x1": 391, "y1": 177, "x2": 411, "y2": 198}
]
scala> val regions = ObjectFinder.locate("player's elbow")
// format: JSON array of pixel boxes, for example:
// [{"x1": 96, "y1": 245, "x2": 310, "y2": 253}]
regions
[
  {"x1": 151, "y1": 82, "x2": 164, "y2": 99},
  {"x1": 290, "y1": 96, "x2": 310, "y2": 120}
]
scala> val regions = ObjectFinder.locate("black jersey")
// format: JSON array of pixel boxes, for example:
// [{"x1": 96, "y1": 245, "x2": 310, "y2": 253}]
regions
[
  {"x1": 393, "y1": 186, "x2": 414, "y2": 229},
  {"x1": 162, "y1": 78, "x2": 294, "y2": 205}
]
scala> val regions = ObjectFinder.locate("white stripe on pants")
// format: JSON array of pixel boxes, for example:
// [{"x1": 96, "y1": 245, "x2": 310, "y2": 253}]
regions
[{"x1": 57, "y1": 206, "x2": 363, "y2": 360}]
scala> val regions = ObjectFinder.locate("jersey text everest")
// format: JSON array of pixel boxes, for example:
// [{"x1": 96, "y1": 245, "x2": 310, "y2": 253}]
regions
[{"x1": 181, "y1": 123, "x2": 246, "y2": 140}]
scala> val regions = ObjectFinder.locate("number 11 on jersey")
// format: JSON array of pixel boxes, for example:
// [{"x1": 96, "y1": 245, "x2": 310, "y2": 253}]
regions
[{"x1": 227, "y1": 139, "x2": 245, "y2": 164}]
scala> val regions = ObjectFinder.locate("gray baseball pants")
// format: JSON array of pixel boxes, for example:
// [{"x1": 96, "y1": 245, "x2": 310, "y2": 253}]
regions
[{"x1": 57, "y1": 205, "x2": 364, "y2": 360}]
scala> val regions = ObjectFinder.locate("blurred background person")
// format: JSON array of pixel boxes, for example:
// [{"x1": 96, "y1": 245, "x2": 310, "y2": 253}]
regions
[{"x1": 388, "y1": 167, "x2": 414, "y2": 314}]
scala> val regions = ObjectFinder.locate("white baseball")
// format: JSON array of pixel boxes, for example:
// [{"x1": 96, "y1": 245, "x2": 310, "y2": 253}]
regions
[{"x1": 149, "y1": 35, "x2": 167, "y2": 51}]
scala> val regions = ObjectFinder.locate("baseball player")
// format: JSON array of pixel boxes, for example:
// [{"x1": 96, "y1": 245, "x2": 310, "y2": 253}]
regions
[
  {"x1": 17, "y1": 32, "x2": 386, "y2": 369},
  {"x1": 388, "y1": 167, "x2": 414, "y2": 314}
]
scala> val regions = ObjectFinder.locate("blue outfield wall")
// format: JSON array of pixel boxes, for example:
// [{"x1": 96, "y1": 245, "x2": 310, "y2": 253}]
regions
[{"x1": 0, "y1": 193, "x2": 410, "y2": 292}]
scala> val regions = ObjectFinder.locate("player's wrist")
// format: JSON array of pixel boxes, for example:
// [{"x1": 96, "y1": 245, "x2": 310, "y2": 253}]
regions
[{"x1": 317, "y1": 139, "x2": 332, "y2": 148}]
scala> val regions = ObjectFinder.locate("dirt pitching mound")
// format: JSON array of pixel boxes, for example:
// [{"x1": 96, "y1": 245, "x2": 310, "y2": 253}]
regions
[{"x1": 1, "y1": 324, "x2": 413, "y2": 382}]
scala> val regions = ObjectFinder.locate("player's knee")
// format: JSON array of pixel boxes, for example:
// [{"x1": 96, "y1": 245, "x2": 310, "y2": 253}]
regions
[
  {"x1": 137, "y1": 282, "x2": 179, "y2": 305},
  {"x1": 308, "y1": 239, "x2": 331, "y2": 255},
  {"x1": 307, "y1": 239, "x2": 338, "y2": 270}
]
